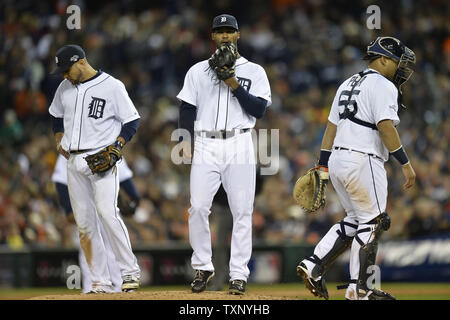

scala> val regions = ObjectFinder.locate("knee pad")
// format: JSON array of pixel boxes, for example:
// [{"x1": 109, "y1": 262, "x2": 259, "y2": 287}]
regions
[{"x1": 307, "y1": 217, "x2": 358, "y2": 278}]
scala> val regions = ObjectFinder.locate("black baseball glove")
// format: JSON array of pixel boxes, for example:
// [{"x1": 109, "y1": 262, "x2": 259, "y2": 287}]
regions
[
  {"x1": 208, "y1": 42, "x2": 238, "y2": 80},
  {"x1": 118, "y1": 195, "x2": 139, "y2": 217},
  {"x1": 85, "y1": 141, "x2": 123, "y2": 174}
]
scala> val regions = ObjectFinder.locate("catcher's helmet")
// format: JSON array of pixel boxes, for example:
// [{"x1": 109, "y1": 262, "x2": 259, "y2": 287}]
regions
[{"x1": 363, "y1": 36, "x2": 416, "y2": 90}]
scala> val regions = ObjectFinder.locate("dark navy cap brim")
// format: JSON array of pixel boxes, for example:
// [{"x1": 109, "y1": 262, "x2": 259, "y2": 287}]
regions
[
  {"x1": 50, "y1": 63, "x2": 73, "y2": 75},
  {"x1": 212, "y1": 25, "x2": 238, "y2": 31},
  {"x1": 50, "y1": 65, "x2": 64, "y2": 75}
]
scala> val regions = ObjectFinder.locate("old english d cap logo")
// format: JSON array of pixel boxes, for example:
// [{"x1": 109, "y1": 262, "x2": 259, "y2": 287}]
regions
[
  {"x1": 50, "y1": 44, "x2": 86, "y2": 75},
  {"x1": 212, "y1": 14, "x2": 238, "y2": 31}
]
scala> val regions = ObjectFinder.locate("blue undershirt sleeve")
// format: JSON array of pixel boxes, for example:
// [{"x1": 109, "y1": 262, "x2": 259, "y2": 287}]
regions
[{"x1": 232, "y1": 85, "x2": 268, "y2": 119}]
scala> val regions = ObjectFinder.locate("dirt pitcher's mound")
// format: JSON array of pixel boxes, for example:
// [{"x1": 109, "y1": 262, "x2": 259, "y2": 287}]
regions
[{"x1": 28, "y1": 290, "x2": 296, "y2": 300}]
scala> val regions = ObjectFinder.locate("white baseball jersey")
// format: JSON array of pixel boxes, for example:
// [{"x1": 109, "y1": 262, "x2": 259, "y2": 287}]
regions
[
  {"x1": 176, "y1": 56, "x2": 271, "y2": 131},
  {"x1": 49, "y1": 70, "x2": 141, "y2": 291},
  {"x1": 176, "y1": 55, "x2": 271, "y2": 282},
  {"x1": 51, "y1": 153, "x2": 133, "y2": 184},
  {"x1": 48, "y1": 71, "x2": 140, "y2": 151},
  {"x1": 328, "y1": 68, "x2": 399, "y2": 161}
]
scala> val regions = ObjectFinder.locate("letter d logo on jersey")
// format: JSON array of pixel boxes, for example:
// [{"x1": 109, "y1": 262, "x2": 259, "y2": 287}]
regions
[{"x1": 88, "y1": 96, "x2": 106, "y2": 119}]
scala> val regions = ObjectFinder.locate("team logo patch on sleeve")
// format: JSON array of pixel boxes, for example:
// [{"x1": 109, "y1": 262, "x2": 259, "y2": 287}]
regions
[
  {"x1": 237, "y1": 77, "x2": 252, "y2": 91},
  {"x1": 88, "y1": 97, "x2": 106, "y2": 119}
]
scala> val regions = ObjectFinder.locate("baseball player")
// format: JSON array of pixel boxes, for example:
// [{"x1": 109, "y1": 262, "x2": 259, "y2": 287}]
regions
[
  {"x1": 177, "y1": 14, "x2": 271, "y2": 295},
  {"x1": 49, "y1": 44, "x2": 141, "y2": 293},
  {"x1": 52, "y1": 154, "x2": 141, "y2": 293},
  {"x1": 296, "y1": 37, "x2": 416, "y2": 300}
]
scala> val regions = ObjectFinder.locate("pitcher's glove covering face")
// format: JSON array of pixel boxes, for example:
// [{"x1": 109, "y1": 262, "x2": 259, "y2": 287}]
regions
[
  {"x1": 85, "y1": 141, "x2": 123, "y2": 174},
  {"x1": 293, "y1": 166, "x2": 329, "y2": 213},
  {"x1": 208, "y1": 42, "x2": 238, "y2": 81}
]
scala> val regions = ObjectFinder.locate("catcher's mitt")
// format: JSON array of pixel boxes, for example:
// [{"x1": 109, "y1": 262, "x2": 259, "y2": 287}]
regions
[
  {"x1": 85, "y1": 142, "x2": 122, "y2": 174},
  {"x1": 208, "y1": 42, "x2": 238, "y2": 80},
  {"x1": 293, "y1": 166, "x2": 329, "y2": 213}
]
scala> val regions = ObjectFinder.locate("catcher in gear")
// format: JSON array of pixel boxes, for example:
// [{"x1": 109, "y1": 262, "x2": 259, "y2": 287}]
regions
[{"x1": 295, "y1": 36, "x2": 416, "y2": 300}]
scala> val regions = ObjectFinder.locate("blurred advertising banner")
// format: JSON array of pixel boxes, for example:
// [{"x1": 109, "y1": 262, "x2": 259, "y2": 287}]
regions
[
  {"x1": 1, "y1": 238, "x2": 449, "y2": 288},
  {"x1": 377, "y1": 237, "x2": 450, "y2": 281},
  {"x1": 337, "y1": 235, "x2": 450, "y2": 282}
]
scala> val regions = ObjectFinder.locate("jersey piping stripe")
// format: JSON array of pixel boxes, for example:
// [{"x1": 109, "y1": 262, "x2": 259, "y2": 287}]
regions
[
  {"x1": 78, "y1": 75, "x2": 111, "y2": 150},
  {"x1": 368, "y1": 156, "x2": 382, "y2": 215},
  {"x1": 224, "y1": 86, "x2": 230, "y2": 130},
  {"x1": 69, "y1": 86, "x2": 79, "y2": 151},
  {"x1": 214, "y1": 83, "x2": 221, "y2": 130},
  {"x1": 235, "y1": 61, "x2": 249, "y2": 68}
]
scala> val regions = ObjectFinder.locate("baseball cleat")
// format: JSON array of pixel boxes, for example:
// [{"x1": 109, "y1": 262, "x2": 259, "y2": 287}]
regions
[
  {"x1": 191, "y1": 270, "x2": 215, "y2": 293},
  {"x1": 359, "y1": 288, "x2": 396, "y2": 300},
  {"x1": 297, "y1": 262, "x2": 329, "y2": 300},
  {"x1": 122, "y1": 274, "x2": 140, "y2": 292},
  {"x1": 86, "y1": 288, "x2": 107, "y2": 294},
  {"x1": 229, "y1": 280, "x2": 246, "y2": 295}
]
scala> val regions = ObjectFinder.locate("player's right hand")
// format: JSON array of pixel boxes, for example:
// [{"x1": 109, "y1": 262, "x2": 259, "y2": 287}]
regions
[
  {"x1": 180, "y1": 140, "x2": 192, "y2": 163},
  {"x1": 67, "y1": 213, "x2": 76, "y2": 224},
  {"x1": 401, "y1": 162, "x2": 416, "y2": 190},
  {"x1": 57, "y1": 143, "x2": 70, "y2": 159}
]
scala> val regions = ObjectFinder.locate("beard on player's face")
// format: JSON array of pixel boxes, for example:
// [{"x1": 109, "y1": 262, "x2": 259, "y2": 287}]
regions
[
  {"x1": 64, "y1": 65, "x2": 82, "y2": 85},
  {"x1": 212, "y1": 28, "x2": 239, "y2": 48}
]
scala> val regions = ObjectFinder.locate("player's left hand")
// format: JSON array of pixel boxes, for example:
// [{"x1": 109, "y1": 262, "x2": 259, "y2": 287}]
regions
[
  {"x1": 401, "y1": 162, "x2": 416, "y2": 190},
  {"x1": 209, "y1": 42, "x2": 238, "y2": 81},
  {"x1": 85, "y1": 141, "x2": 123, "y2": 174}
]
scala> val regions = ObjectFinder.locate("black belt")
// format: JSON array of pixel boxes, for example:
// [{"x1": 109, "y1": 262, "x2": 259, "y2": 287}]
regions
[
  {"x1": 195, "y1": 128, "x2": 250, "y2": 139},
  {"x1": 69, "y1": 149, "x2": 92, "y2": 154},
  {"x1": 334, "y1": 147, "x2": 382, "y2": 161}
]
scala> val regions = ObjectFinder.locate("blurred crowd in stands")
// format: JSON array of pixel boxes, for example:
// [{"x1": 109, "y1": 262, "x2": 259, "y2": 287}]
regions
[{"x1": 0, "y1": 0, "x2": 448, "y2": 250}]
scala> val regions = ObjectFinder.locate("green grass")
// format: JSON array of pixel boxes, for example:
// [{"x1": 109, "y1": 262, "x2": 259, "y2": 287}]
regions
[
  {"x1": 248, "y1": 282, "x2": 450, "y2": 300},
  {"x1": 1, "y1": 282, "x2": 449, "y2": 300}
]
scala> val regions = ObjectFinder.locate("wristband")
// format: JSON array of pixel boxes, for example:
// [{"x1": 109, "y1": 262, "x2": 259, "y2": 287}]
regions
[
  {"x1": 114, "y1": 139, "x2": 124, "y2": 150},
  {"x1": 390, "y1": 146, "x2": 409, "y2": 165},
  {"x1": 318, "y1": 149, "x2": 332, "y2": 167}
]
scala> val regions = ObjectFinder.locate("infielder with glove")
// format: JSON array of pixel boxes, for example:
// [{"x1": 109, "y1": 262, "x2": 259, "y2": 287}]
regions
[
  {"x1": 293, "y1": 37, "x2": 416, "y2": 300},
  {"x1": 49, "y1": 44, "x2": 141, "y2": 293},
  {"x1": 52, "y1": 154, "x2": 141, "y2": 293},
  {"x1": 177, "y1": 14, "x2": 271, "y2": 295}
]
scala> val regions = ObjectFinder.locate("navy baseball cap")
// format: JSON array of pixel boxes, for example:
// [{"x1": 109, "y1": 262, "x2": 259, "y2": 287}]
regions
[
  {"x1": 50, "y1": 44, "x2": 85, "y2": 75},
  {"x1": 212, "y1": 14, "x2": 239, "y2": 31}
]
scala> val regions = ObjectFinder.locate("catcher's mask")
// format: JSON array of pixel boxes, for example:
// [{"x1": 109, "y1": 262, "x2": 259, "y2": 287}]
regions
[{"x1": 363, "y1": 36, "x2": 416, "y2": 92}]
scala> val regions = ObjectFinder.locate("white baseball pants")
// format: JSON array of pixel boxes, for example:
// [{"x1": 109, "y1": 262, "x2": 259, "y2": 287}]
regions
[
  {"x1": 304, "y1": 148, "x2": 388, "y2": 298},
  {"x1": 188, "y1": 131, "x2": 256, "y2": 282},
  {"x1": 67, "y1": 151, "x2": 140, "y2": 290},
  {"x1": 74, "y1": 221, "x2": 123, "y2": 293}
]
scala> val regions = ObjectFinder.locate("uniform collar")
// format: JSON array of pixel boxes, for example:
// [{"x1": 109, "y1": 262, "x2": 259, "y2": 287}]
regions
[
  {"x1": 366, "y1": 68, "x2": 381, "y2": 75},
  {"x1": 81, "y1": 70, "x2": 103, "y2": 84}
]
